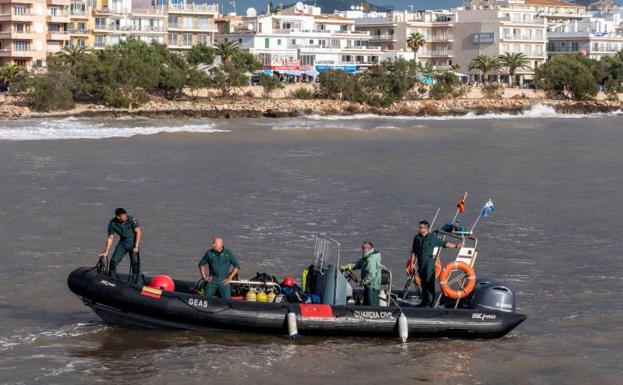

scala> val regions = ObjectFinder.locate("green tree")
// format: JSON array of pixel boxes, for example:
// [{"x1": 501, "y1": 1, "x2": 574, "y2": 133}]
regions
[
  {"x1": 430, "y1": 71, "x2": 460, "y2": 100},
  {"x1": 27, "y1": 70, "x2": 75, "y2": 111},
  {"x1": 212, "y1": 61, "x2": 248, "y2": 97},
  {"x1": 317, "y1": 69, "x2": 354, "y2": 100},
  {"x1": 406, "y1": 32, "x2": 426, "y2": 62},
  {"x1": 258, "y1": 73, "x2": 283, "y2": 97},
  {"x1": 535, "y1": 54, "x2": 597, "y2": 100},
  {"x1": 187, "y1": 68, "x2": 212, "y2": 99},
  {"x1": 186, "y1": 43, "x2": 216, "y2": 66},
  {"x1": 498, "y1": 52, "x2": 529, "y2": 87},
  {"x1": 0, "y1": 63, "x2": 26, "y2": 91},
  {"x1": 54, "y1": 44, "x2": 90, "y2": 74},
  {"x1": 215, "y1": 40, "x2": 241, "y2": 64},
  {"x1": 469, "y1": 55, "x2": 500, "y2": 85}
]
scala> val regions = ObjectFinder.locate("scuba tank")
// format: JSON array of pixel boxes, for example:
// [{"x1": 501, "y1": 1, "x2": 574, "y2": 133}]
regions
[
  {"x1": 267, "y1": 291, "x2": 277, "y2": 303},
  {"x1": 256, "y1": 291, "x2": 268, "y2": 303},
  {"x1": 245, "y1": 290, "x2": 257, "y2": 302}
]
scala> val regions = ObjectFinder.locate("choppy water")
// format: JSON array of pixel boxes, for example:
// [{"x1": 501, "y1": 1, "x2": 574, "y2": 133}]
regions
[{"x1": 1, "y1": 108, "x2": 622, "y2": 384}]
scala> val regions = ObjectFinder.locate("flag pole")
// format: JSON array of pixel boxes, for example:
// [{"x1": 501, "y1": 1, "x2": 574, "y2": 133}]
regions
[
  {"x1": 451, "y1": 191, "x2": 467, "y2": 224},
  {"x1": 430, "y1": 207, "x2": 441, "y2": 230},
  {"x1": 471, "y1": 198, "x2": 492, "y2": 233}
]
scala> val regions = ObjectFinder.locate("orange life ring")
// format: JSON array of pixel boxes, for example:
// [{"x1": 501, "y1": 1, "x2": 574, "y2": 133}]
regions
[
  {"x1": 439, "y1": 261, "x2": 477, "y2": 300},
  {"x1": 414, "y1": 258, "x2": 442, "y2": 286}
]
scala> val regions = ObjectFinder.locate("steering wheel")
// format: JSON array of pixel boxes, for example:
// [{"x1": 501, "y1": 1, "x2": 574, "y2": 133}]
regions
[{"x1": 342, "y1": 269, "x2": 359, "y2": 284}]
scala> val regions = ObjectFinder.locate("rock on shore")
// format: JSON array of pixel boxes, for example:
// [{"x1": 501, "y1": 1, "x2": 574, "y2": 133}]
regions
[{"x1": 1, "y1": 96, "x2": 621, "y2": 120}]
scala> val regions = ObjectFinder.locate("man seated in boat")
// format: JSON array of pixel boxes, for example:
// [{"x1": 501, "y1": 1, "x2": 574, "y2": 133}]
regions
[
  {"x1": 340, "y1": 241, "x2": 382, "y2": 306},
  {"x1": 198, "y1": 237, "x2": 240, "y2": 300}
]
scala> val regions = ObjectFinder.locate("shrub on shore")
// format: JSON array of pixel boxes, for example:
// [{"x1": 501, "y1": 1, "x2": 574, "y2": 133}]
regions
[
  {"x1": 258, "y1": 74, "x2": 284, "y2": 97},
  {"x1": 290, "y1": 87, "x2": 314, "y2": 99},
  {"x1": 429, "y1": 71, "x2": 460, "y2": 100}
]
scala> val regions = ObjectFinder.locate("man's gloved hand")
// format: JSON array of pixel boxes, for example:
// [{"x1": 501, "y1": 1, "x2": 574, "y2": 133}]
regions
[{"x1": 340, "y1": 264, "x2": 351, "y2": 272}]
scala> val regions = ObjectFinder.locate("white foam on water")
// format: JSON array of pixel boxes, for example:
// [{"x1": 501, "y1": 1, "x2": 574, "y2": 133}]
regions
[
  {"x1": 0, "y1": 118, "x2": 229, "y2": 141},
  {"x1": 303, "y1": 103, "x2": 623, "y2": 121},
  {"x1": 0, "y1": 322, "x2": 108, "y2": 352}
]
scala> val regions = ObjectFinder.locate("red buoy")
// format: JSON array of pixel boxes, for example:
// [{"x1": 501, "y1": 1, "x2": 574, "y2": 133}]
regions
[{"x1": 149, "y1": 275, "x2": 175, "y2": 292}]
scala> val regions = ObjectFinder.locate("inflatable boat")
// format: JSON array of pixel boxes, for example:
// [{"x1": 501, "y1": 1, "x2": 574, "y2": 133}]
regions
[{"x1": 68, "y1": 234, "x2": 526, "y2": 341}]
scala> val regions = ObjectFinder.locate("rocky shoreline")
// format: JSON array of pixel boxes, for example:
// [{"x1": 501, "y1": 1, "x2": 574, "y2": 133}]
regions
[{"x1": 2, "y1": 96, "x2": 622, "y2": 120}]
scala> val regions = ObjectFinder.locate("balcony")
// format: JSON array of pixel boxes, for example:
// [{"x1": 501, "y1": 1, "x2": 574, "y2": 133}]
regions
[
  {"x1": 47, "y1": 30, "x2": 69, "y2": 40},
  {"x1": 0, "y1": 12, "x2": 37, "y2": 22},
  {"x1": 500, "y1": 17, "x2": 546, "y2": 25},
  {"x1": 0, "y1": 0, "x2": 37, "y2": 3},
  {"x1": 167, "y1": 3, "x2": 218, "y2": 14},
  {"x1": 0, "y1": 47, "x2": 37, "y2": 57},
  {"x1": 47, "y1": 0, "x2": 70, "y2": 4},
  {"x1": 69, "y1": 9, "x2": 89, "y2": 18},
  {"x1": 46, "y1": 13, "x2": 70, "y2": 22},
  {"x1": 167, "y1": 23, "x2": 218, "y2": 32},
  {"x1": 370, "y1": 34, "x2": 396, "y2": 41},
  {"x1": 69, "y1": 28, "x2": 90, "y2": 35}
]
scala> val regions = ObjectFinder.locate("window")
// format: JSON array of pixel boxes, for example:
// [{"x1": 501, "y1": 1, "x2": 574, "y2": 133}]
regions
[
  {"x1": 277, "y1": 39, "x2": 281, "y2": 45},
  {"x1": 501, "y1": 43, "x2": 509, "y2": 53},
  {"x1": 96, "y1": 18, "x2": 106, "y2": 29},
  {"x1": 13, "y1": 5, "x2": 28, "y2": 15},
  {"x1": 198, "y1": 34, "x2": 209, "y2": 44},
  {"x1": 95, "y1": 35, "x2": 105, "y2": 47},
  {"x1": 14, "y1": 41, "x2": 28, "y2": 51},
  {"x1": 502, "y1": 28, "x2": 510, "y2": 39},
  {"x1": 183, "y1": 17, "x2": 193, "y2": 29},
  {"x1": 341, "y1": 55, "x2": 352, "y2": 62},
  {"x1": 15, "y1": 23, "x2": 26, "y2": 33},
  {"x1": 571, "y1": 42, "x2": 578, "y2": 51},
  {"x1": 524, "y1": 44, "x2": 531, "y2": 55},
  {"x1": 513, "y1": 44, "x2": 520, "y2": 53},
  {"x1": 48, "y1": 6, "x2": 59, "y2": 16},
  {"x1": 356, "y1": 55, "x2": 364, "y2": 63},
  {"x1": 264, "y1": 38, "x2": 269, "y2": 48},
  {"x1": 291, "y1": 38, "x2": 296, "y2": 45},
  {"x1": 536, "y1": 30, "x2": 543, "y2": 40},
  {"x1": 169, "y1": 16, "x2": 178, "y2": 28},
  {"x1": 301, "y1": 54, "x2": 315, "y2": 66},
  {"x1": 48, "y1": 24, "x2": 60, "y2": 32},
  {"x1": 197, "y1": 17, "x2": 208, "y2": 29},
  {"x1": 183, "y1": 33, "x2": 192, "y2": 46},
  {"x1": 168, "y1": 34, "x2": 178, "y2": 46}
]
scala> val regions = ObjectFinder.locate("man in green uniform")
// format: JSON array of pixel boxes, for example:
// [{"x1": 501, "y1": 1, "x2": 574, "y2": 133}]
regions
[
  {"x1": 406, "y1": 220, "x2": 461, "y2": 307},
  {"x1": 99, "y1": 208, "x2": 142, "y2": 285},
  {"x1": 341, "y1": 241, "x2": 382, "y2": 306},
  {"x1": 198, "y1": 237, "x2": 240, "y2": 299}
]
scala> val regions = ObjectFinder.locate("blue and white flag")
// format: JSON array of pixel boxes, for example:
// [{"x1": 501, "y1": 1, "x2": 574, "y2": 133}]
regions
[{"x1": 481, "y1": 199, "x2": 496, "y2": 217}]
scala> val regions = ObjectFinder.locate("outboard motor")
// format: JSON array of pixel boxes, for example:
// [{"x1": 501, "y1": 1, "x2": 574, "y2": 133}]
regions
[{"x1": 470, "y1": 282, "x2": 516, "y2": 313}]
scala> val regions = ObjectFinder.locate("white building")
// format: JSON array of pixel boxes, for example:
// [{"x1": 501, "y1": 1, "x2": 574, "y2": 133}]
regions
[
  {"x1": 216, "y1": 4, "x2": 381, "y2": 73},
  {"x1": 348, "y1": 10, "x2": 456, "y2": 70},
  {"x1": 548, "y1": 12, "x2": 623, "y2": 59}
]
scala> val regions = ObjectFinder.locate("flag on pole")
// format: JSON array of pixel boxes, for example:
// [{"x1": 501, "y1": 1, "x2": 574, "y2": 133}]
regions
[
  {"x1": 456, "y1": 195, "x2": 466, "y2": 214},
  {"x1": 481, "y1": 199, "x2": 496, "y2": 217}
]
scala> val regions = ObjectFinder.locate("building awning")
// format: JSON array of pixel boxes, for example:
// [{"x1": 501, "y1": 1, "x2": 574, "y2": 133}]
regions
[
  {"x1": 304, "y1": 69, "x2": 319, "y2": 77},
  {"x1": 316, "y1": 65, "x2": 357, "y2": 74}
]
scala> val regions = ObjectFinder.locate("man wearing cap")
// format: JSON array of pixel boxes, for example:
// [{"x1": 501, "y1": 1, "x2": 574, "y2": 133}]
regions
[
  {"x1": 99, "y1": 208, "x2": 142, "y2": 285},
  {"x1": 198, "y1": 237, "x2": 240, "y2": 299}
]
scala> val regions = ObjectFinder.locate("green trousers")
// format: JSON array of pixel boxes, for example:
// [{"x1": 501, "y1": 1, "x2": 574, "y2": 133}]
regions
[
  {"x1": 418, "y1": 260, "x2": 436, "y2": 307},
  {"x1": 109, "y1": 242, "x2": 142, "y2": 285},
  {"x1": 363, "y1": 287, "x2": 380, "y2": 306},
  {"x1": 203, "y1": 279, "x2": 232, "y2": 299}
]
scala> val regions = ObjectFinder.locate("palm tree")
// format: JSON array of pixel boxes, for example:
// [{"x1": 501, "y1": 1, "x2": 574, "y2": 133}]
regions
[
  {"x1": 450, "y1": 63, "x2": 461, "y2": 72},
  {"x1": 0, "y1": 63, "x2": 26, "y2": 91},
  {"x1": 406, "y1": 32, "x2": 426, "y2": 62},
  {"x1": 215, "y1": 40, "x2": 241, "y2": 64},
  {"x1": 55, "y1": 44, "x2": 90, "y2": 73},
  {"x1": 498, "y1": 52, "x2": 529, "y2": 87},
  {"x1": 468, "y1": 55, "x2": 500, "y2": 85}
]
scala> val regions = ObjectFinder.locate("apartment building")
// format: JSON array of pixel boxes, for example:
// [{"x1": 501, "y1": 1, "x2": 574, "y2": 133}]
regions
[
  {"x1": 69, "y1": 0, "x2": 93, "y2": 48},
  {"x1": 0, "y1": 0, "x2": 73, "y2": 67},
  {"x1": 453, "y1": 7, "x2": 547, "y2": 83},
  {"x1": 92, "y1": 0, "x2": 165, "y2": 49},
  {"x1": 165, "y1": 1, "x2": 219, "y2": 51},
  {"x1": 548, "y1": 12, "x2": 623, "y2": 59},
  {"x1": 348, "y1": 10, "x2": 456, "y2": 70},
  {"x1": 216, "y1": 4, "x2": 381, "y2": 73}
]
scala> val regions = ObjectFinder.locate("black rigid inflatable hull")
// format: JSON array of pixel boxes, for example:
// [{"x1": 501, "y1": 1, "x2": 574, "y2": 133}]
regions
[{"x1": 68, "y1": 267, "x2": 526, "y2": 339}]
